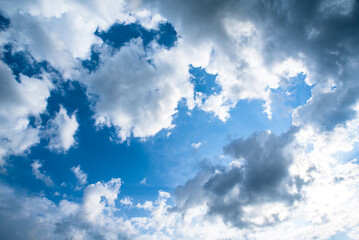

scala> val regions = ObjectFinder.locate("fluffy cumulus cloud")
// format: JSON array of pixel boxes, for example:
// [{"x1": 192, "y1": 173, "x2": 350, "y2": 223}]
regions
[
  {"x1": 82, "y1": 39, "x2": 201, "y2": 140},
  {"x1": 46, "y1": 106, "x2": 79, "y2": 152},
  {"x1": 0, "y1": 0, "x2": 359, "y2": 239},
  {"x1": 0, "y1": 60, "x2": 52, "y2": 168},
  {"x1": 78, "y1": 14, "x2": 215, "y2": 140}
]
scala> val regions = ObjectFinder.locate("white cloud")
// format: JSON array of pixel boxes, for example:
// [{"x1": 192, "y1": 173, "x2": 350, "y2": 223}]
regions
[
  {"x1": 56, "y1": 178, "x2": 139, "y2": 239},
  {"x1": 136, "y1": 201, "x2": 153, "y2": 211},
  {"x1": 46, "y1": 106, "x2": 79, "y2": 152},
  {"x1": 140, "y1": 177, "x2": 147, "y2": 185},
  {"x1": 191, "y1": 142, "x2": 203, "y2": 149},
  {"x1": 31, "y1": 160, "x2": 54, "y2": 187},
  {"x1": 79, "y1": 178, "x2": 121, "y2": 223},
  {"x1": 132, "y1": 8, "x2": 165, "y2": 30},
  {"x1": 0, "y1": 0, "x2": 135, "y2": 78},
  {"x1": 0, "y1": 60, "x2": 52, "y2": 168},
  {"x1": 199, "y1": 94, "x2": 234, "y2": 122},
  {"x1": 120, "y1": 197, "x2": 133, "y2": 206},
  {"x1": 71, "y1": 165, "x2": 87, "y2": 186},
  {"x1": 83, "y1": 38, "x2": 210, "y2": 141}
]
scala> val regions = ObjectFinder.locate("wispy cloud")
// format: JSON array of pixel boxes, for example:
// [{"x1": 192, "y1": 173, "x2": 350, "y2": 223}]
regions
[
  {"x1": 31, "y1": 160, "x2": 54, "y2": 187},
  {"x1": 140, "y1": 177, "x2": 147, "y2": 185},
  {"x1": 71, "y1": 165, "x2": 87, "y2": 186}
]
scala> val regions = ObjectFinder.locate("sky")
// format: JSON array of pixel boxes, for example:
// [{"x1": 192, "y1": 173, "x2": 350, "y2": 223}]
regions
[{"x1": 0, "y1": 0, "x2": 358, "y2": 239}]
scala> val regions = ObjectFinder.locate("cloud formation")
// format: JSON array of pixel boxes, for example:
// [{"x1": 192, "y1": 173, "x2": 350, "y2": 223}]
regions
[
  {"x1": 82, "y1": 36, "x2": 212, "y2": 141},
  {"x1": 139, "y1": 0, "x2": 359, "y2": 127},
  {"x1": 71, "y1": 165, "x2": 88, "y2": 186},
  {"x1": 46, "y1": 106, "x2": 79, "y2": 152},
  {"x1": 0, "y1": 60, "x2": 52, "y2": 168},
  {"x1": 31, "y1": 160, "x2": 54, "y2": 187}
]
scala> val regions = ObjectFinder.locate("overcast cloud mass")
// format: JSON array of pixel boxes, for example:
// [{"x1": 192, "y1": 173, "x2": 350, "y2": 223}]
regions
[{"x1": 0, "y1": 0, "x2": 359, "y2": 239}]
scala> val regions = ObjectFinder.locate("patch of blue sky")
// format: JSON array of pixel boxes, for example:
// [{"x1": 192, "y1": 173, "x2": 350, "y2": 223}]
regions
[
  {"x1": 155, "y1": 22, "x2": 177, "y2": 49},
  {"x1": 81, "y1": 45, "x2": 101, "y2": 73},
  {"x1": 271, "y1": 73, "x2": 313, "y2": 110},
  {"x1": 328, "y1": 231, "x2": 350, "y2": 240},
  {"x1": 189, "y1": 65, "x2": 221, "y2": 96},
  {"x1": 332, "y1": 142, "x2": 359, "y2": 164},
  {"x1": 95, "y1": 23, "x2": 144, "y2": 49},
  {"x1": 1, "y1": 44, "x2": 60, "y2": 81},
  {"x1": 82, "y1": 22, "x2": 177, "y2": 72}
]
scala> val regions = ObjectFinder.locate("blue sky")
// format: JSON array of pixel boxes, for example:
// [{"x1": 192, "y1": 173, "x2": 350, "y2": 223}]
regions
[{"x1": 0, "y1": 1, "x2": 359, "y2": 239}]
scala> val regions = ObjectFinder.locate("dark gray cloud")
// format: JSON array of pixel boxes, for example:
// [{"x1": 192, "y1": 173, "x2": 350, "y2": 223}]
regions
[
  {"x1": 207, "y1": 127, "x2": 300, "y2": 227},
  {"x1": 254, "y1": 0, "x2": 359, "y2": 130},
  {"x1": 223, "y1": 129, "x2": 296, "y2": 194},
  {"x1": 173, "y1": 128, "x2": 302, "y2": 228}
]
